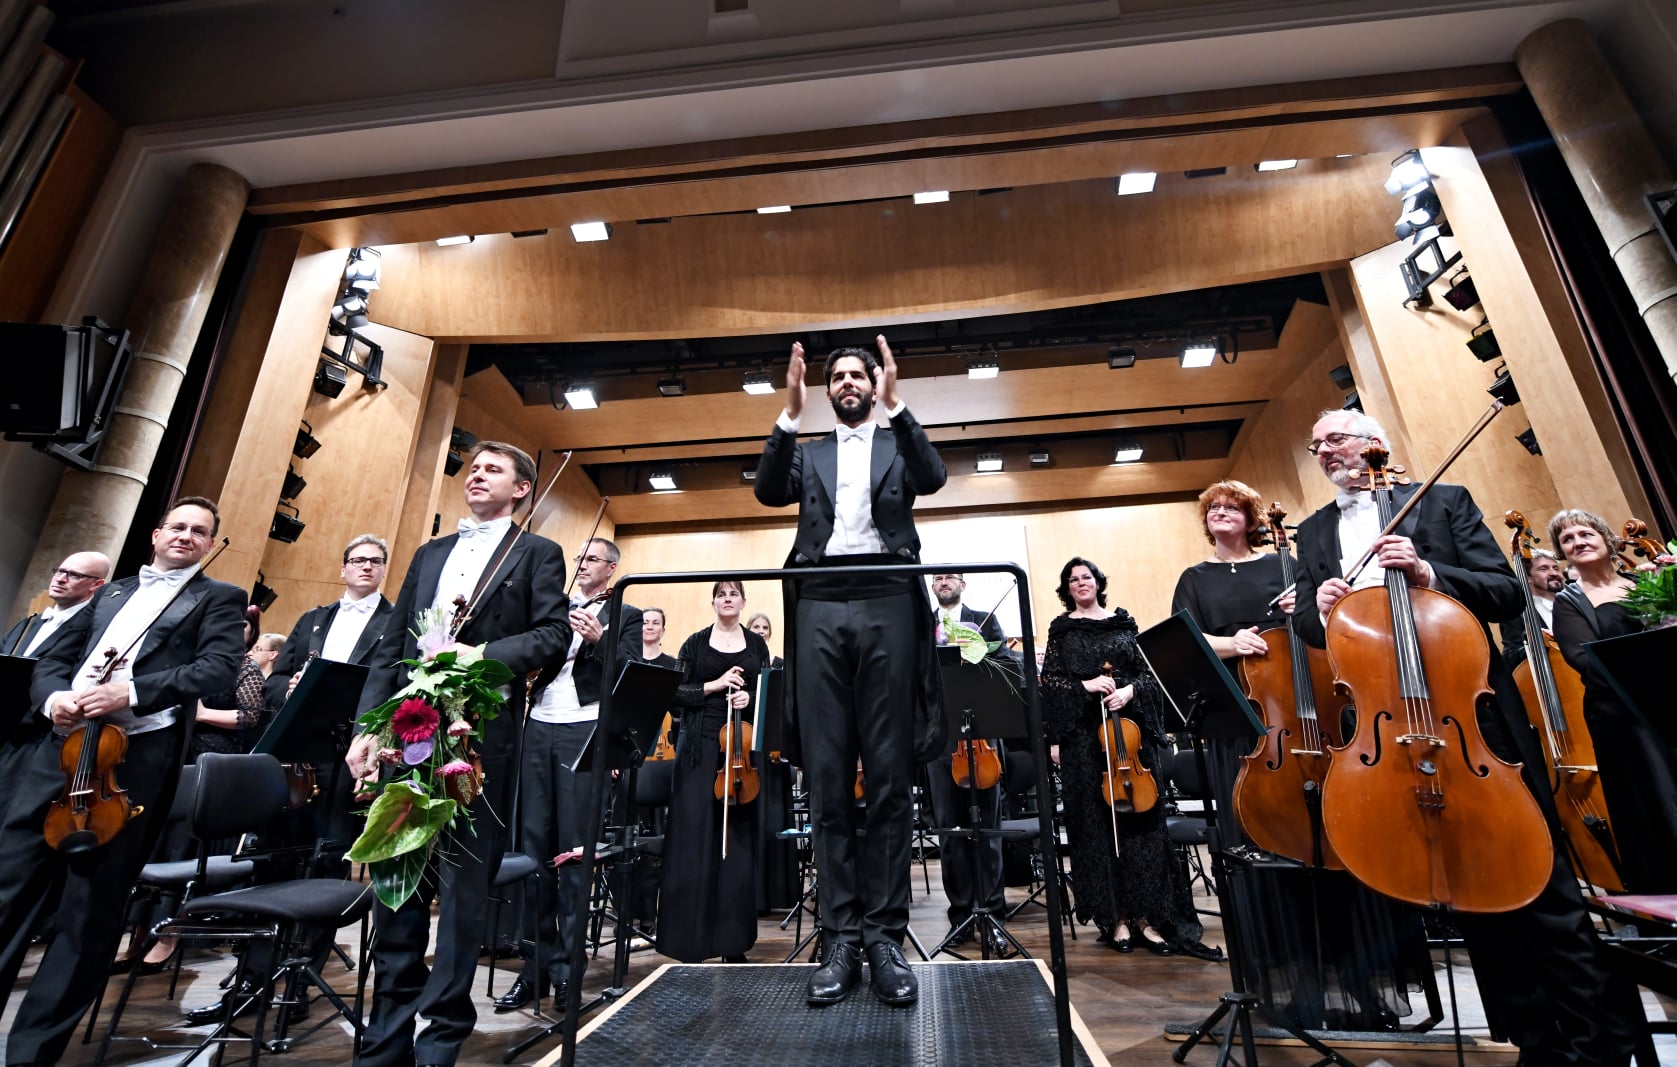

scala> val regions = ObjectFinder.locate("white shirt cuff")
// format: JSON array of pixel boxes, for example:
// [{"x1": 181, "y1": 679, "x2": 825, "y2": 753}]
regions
[
  {"x1": 886, "y1": 399, "x2": 906, "y2": 420},
  {"x1": 128, "y1": 682, "x2": 140, "y2": 707},
  {"x1": 776, "y1": 410, "x2": 799, "y2": 433},
  {"x1": 42, "y1": 691, "x2": 69, "y2": 720}
]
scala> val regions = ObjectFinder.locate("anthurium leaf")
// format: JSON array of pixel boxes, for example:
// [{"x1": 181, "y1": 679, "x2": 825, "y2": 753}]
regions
[
  {"x1": 369, "y1": 849, "x2": 429, "y2": 911},
  {"x1": 959, "y1": 640, "x2": 986, "y2": 665},
  {"x1": 346, "y1": 782, "x2": 457, "y2": 863},
  {"x1": 471, "y1": 659, "x2": 515, "y2": 688}
]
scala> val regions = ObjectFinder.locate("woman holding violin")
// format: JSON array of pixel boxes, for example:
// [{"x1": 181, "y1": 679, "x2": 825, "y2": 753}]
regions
[
  {"x1": 659, "y1": 579, "x2": 772, "y2": 963},
  {"x1": 1549, "y1": 507, "x2": 1677, "y2": 892},
  {"x1": 1040, "y1": 557, "x2": 1200, "y2": 956},
  {"x1": 1171, "y1": 479, "x2": 1426, "y2": 1029}
]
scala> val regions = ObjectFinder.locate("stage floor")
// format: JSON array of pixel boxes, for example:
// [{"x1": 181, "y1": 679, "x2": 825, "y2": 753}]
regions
[{"x1": 556, "y1": 959, "x2": 1107, "y2": 1066}]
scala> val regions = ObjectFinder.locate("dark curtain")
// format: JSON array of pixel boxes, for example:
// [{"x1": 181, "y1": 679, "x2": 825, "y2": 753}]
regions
[{"x1": 1489, "y1": 91, "x2": 1677, "y2": 535}]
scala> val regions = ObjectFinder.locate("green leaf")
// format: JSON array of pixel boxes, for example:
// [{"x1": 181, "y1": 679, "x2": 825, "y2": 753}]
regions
[
  {"x1": 959, "y1": 640, "x2": 986, "y2": 665},
  {"x1": 345, "y1": 782, "x2": 458, "y2": 863},
  {"x1": 470, "y1": 659, "x2": 516, "y2": 688},
  {"x1": 368, "y1": 849, "x2": 429, "y2": 911}
]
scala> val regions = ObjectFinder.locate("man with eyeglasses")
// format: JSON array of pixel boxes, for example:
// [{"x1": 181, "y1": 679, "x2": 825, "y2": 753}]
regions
[
  {"x1": 496, "y1": 537, "x2": 643, "y2": 1012},
  {"x1": 349, "y1": 442, "x2": 570, "y2": 1067},
  {"x1": 0, "y1": 497, "x2": 245, "y2": 1067},
  {"x1": 264, "y1": 533, "x2": 396, "y2": 709},
  {"x1": 1288, "y1": 409, "x2": 1639, "y2": 1066}
]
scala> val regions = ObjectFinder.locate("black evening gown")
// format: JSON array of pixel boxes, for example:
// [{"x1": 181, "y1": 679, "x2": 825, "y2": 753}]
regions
[
  {"x1": 1553, "y1": 596, "x2": 1677, "y2": 893},
  {"x1": 1040, "y1": 611, "x2": 1202, "y2": 947},
  {"x1": 1172, "y1": 556, "x2": 1432, "y2": 1030},
  {"x1": 657, "y1": 629, "x2": 767, "y2": 962}
]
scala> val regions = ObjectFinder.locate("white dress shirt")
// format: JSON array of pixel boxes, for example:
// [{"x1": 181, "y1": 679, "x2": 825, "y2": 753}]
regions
[
  {"x1": 530, "y1": 597, "x2": 603, "y2": 725},
  {"x1": 1532, "y1": 596, "x2": 1554, "y2": 632},
  {"x1": 1335, "y1": 492, "x2": 1387, "y2": 593},
  {"x1": 51, "y1": 565, "x2": 200, "y2": 736},
  {"x1": 433, "y1": 515, "x2": 512, "y2": 616},
  {"x1": 22, "y1": 597, "x2": 91, "y2": 657},
  {"x1": 777, "y1": 400, "x2": 907, "y2": 559},
  {"x1": 321, "y1": 593, "x2": 380, "y2": 663}
]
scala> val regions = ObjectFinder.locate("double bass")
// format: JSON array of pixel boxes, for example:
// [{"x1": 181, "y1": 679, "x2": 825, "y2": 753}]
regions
[
  {"x1": 1321, "y1": 446, "x2": 1551, "y2": 912},
  {"x1": 1233, "y1": 504, "x2": 1345, "y2": 869},
  {"x1": 1504, "y1": 510, "x2": 1622, "y2": 891}
]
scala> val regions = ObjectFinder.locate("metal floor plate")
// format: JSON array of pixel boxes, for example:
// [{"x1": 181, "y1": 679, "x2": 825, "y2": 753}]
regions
[{"x1": 570, "y1": 960, "x2": 1100, "y2": 1066}]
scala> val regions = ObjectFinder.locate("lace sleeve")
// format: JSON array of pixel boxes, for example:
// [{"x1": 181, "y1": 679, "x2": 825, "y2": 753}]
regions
[{"x1": 232, "y1": 658, "x2": 267, "y2": 731}]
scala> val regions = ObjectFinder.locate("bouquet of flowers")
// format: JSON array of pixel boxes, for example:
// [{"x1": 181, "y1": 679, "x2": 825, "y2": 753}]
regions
[
  {"x1": 346, "y1": 606, "x2": 515, "y2": 909},
  {"x1": 1621, "y1": 540, "x2": 1677, "y2": 628}
]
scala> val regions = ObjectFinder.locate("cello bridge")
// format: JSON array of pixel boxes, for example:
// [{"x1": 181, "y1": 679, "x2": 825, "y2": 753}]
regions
[
  {"x1": 1394, "y1": 733, "x2": 1446, "y2": 747},
  {"x1": 1288, "y1": 748, "x2": 1324, "y2": 757},
  {"x1": 1556, "y1": 764, "x2": 1597, "y2": 773}
]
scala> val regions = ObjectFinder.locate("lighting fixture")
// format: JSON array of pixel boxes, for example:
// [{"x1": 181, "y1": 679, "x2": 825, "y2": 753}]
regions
[
  {"x1": 250, "y1": 572, "x2": 278, "y2": 612},
  {"x1": 1517, "y1": 428, "x2": 1541, "y2": 456},
  {"x1": 742, "y1": 370, "x2": 776, "y2": 395},
  {"x1": 280, "y1": 466, "x2": 306, "y2": 501},
  {"x1": 648, "y1": 473, "x2": 678, "y2": 491},
  {"x1": 570, "y1": 221, "x2": 612, "y2": 242},
  {"x1": 1443, "y1": 269, "x2": 1480, "y2": 311},
  {"x1": 1256, "y1": 160, "x2": 1298, "y2": 172},
  {"x1": 1115, "y1": 172, "x2": 1157, "y2": 196},
  {"x1": 1107, "y1": 346, "x2": 1136, "y2": 369},
  {"x1": 1184, "y1": 167, "x2": 1226, "y2": 179},
  {"x1": 563, "y1": 383, "x2": 599, "y2": 410},
  {"x1": 912, "y1": 191, "x2": 950, "y2": 205},
  {"x1": 965, "y1": 354, "x2": 999, "y2": 380},
  {"x1": 1488, "y1": 369, "x2": 1520, "y2": 406},
  {"x1": 1029, "y1": 450, "x2": 1051, "y2": 466},
  {"x1": 1467, "y1": 319, "x2": 1501, "y2": 362},
  {"x1": 511, "y1": 229, "x2": 549, "y2": 238},
  {"x1": 975, "y1": 452, "x2": 1004, "y2": 474},
  {"x1": 1384, "y1": 150, "x2": 1430, "y2": 198},
  {"x1": 741, "y1": 468, "x2": 757, "y2": 483},
  {"x1": 1394, "y1": 188, "x2": 1444, "y2": 241},
  {"x1": 269, "y1": 503, "x2": 306, "y2": 544},
  {"x1": 1328, "y1": 364, "x2": 1355, "y2": 391},
  {"x1": 313, "y1": 359, "x2": 347, "y2": 398},
  {"x1": 1114, "y1": 444, "x2": 1144, "y2": 464},
  {"x1": 1180, "y1": 341, "x2": 1219, "y2": 369},
  {"x1": 444, "y1": 450, "x2": 464, "y2": 477},
  {"x1": 330, "y1": 293, "x2": 369, "y2": 329},
  {"x1": 657, "y1": 376, "x2": 687, "y2": 397},
  {"x1": 757, "y1": 205, "x2": 792, "y2": 214},
  {"x1": 292, "y1": 420, "x2": 321, "y2": 459},
  {"x1": 435, "y1": 235, "x2": 473, "y2": 247},
  {"x1": 450, "y1": 426, "x2": 478, "y2": 451},
  {"x1": 343, "y1": 248, "x2": 381, "y2": 291}
]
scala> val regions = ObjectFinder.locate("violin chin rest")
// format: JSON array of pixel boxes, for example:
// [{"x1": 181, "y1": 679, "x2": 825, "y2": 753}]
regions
[{"x1": 55, "y1": 829, "x2": 100, "y2": 855}]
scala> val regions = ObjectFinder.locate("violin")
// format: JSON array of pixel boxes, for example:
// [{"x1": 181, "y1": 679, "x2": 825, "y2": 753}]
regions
[
  {"x1": 952, "y1": 738, "x2": 1002, "y2": 790},
  {"x1": 1320, "y1": 446, "x2": 1551, "y2": 912},
  {"x1": 1505, "y1": 510, "x2": 1623, "y2": 891},
  {"x1": 714, "y1": 677, "x2": 758, "y2": 859},
  {"x1": 648, "y1": 712, "x2": 678, "y2": 761},
  {"x1": 43, "y1": 647, "x2": 144, "y2": 854},
  {"x1": 1233, "y1": 504, "x2": 1345, "y2": 869},
  {"x1": 1617, "y1": 518, "x2": 1669, "y2": 573},
  {"x1": 1096, "y1": 662, "x2": 1158, "y2": 817},
  {"x1": 280, "y1": 762, "x2": 321, "y2": 812},
  {"x1": 854, "y1": 760, "x2": 865, "y2": 801}
]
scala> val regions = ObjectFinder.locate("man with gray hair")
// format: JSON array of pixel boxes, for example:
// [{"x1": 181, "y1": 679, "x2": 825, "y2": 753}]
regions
[
  {"x1": 264, "y1": 533, "x2": 396, "y2": 708},
  {"x1": 1498, "y1": 547, "x2": 1564, "y2": 669}
]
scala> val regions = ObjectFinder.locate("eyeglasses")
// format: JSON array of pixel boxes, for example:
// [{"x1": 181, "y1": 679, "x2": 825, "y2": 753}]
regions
[
  {"x1": 52, "y1": 567, "x2": 101, "y2": 582},
  {"x1": 1306, "y1": 432, "x2": 1372, "y2": 456},
  {"x1": 575, "y1": 554, "x2": 613, "y2": 566},
  {"x1": 1204, "y1": 504, "x2": 1244, "y2": 515},
  {"x1": 345, "y1": 556, "x2": 387, "y2": 568},
  {"x1": 160, "y1": 522, "x2": 214, "y2": 540}
]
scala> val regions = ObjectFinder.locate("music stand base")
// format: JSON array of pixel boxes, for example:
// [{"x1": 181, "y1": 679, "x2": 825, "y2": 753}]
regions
[{"x1": 1172, "y1": 990, "x2": 1356, "y2": 1067}]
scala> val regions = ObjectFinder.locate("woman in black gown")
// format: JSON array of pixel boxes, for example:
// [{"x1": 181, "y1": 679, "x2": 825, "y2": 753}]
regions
[
  {"x1": 1550, "y1": 507, "x2": 1677, "y2": 893},
  {"x1": 1171, "y1": 480, "x2": 1430, "y2": 1030},
  {"x1": 658, "y1": 580, "x2": 773, "y2": 962},
  {"x1": 1041, "y1": 557, "x2": 1202, "y2": 956}
]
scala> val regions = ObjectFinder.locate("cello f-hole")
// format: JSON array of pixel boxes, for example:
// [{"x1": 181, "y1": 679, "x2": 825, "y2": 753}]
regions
[
  {"x1": 1442, "y1": 715, "x2": 1491, "y2": 778},
  {"x1": 1357, "y1": 710, "x2": 1392, "y2": 767}
]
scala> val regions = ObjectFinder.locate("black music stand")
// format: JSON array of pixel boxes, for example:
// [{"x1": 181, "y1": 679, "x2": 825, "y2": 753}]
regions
[
  {"x1": 505, "y1": 658, "x2": 681, "y2": 1063},
  {"x1": 930, "y1": 645, "x2": 1030, "y2": 961},
  {"x1": 0, "y1": 654, "x2": 35, "y2": 741},
  {"x1": 1586, "y1": 625, "x2": 1677, "y2": 750},
  {"x1": 1138, "y1": 612, "x2": 1354, "y2": 1067},
  {"x1": 253, "y1": 658, "x2": 369, "y2": 850}
]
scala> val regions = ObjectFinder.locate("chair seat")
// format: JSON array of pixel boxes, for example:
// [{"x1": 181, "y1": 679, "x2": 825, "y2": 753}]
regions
[
  {"x1": 1167, "y1": 815, "x2": 1210, "y2": 845},
  {"x1": 495, "y1": 853, "x2": 540, "y2": 886},
  {"x1": 139, "y1": 856, "x2": 256, "y2": 892},
  {"x1": 178, "y1": 878, "x2": 373, "y2": 927}
]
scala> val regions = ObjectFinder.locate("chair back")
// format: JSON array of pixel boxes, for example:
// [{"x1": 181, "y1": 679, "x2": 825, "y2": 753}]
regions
[
  {"x1": 191, "y1": 752, "x2": 291, "y2": 842},
  {"x1": 1161, "y1": 745, "x2": 1210, "y2": 799}
]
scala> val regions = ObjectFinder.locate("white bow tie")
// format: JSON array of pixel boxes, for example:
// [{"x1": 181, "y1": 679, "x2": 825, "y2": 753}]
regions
[
  {"x1": 138, "y1": 564, "x2": 193, "y2": 588},
  {"x1": 1336, "y1": 491, "x2": 1370, "y2": 513},
  {"x1": 457, "y1": 518, "x2": 504, "y2": 540},
  {"x1": 836, "y1": 425, "x2": 872, "y2": 443},
  {"x1": 339, "y1": 596, "x2": 377, "y2": 615}
]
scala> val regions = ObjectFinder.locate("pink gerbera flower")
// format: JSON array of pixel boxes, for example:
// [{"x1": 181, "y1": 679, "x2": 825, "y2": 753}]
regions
[
  {"x1": 440, "y1": 760, "x2": 474, "y2": 777},
  {"x1": 391, "y1": 698, "x2": 440, "y2": 744}
]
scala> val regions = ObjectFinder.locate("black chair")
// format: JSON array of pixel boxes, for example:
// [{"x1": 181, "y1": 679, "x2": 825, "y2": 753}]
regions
[
  {"x1": 98, "y1": 753, "x2": 375, "y2": 1065},
  {"x1": 1161, "y1": 746, "x2": 1219, "y2": 903},
  {"x1": 484, "y1": 852, "x2": 543, "y2": 1009},
  {"x1": 1000, "y1": 751, "x2": 1076, "y2": 938}
]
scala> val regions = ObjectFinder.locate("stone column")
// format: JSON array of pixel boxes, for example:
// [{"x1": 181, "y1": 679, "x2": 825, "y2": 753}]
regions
[
  {"x1": 1516, "y1": 19, "x2": 1677, "y2": 381},
  {"x1": 14, "y1": 162, "x2": 247, "y2": 616}
]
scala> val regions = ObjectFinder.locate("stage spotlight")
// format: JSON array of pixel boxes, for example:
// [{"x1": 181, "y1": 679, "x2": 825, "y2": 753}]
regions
[
  {"x1": 444, "y1": 450, "x2": 464, "y2": 477},
  {"x1": 1467, "y1": 320, "x2": 1501, "y2": 362},
  {"x1": 648, "y1": 472, "x2": 678, "y2": 491},
  {"x1": 657, "y1": 376, "x2": 687, "y2": 397},
  {"x1": 563, "y1": 383, "x2": 599, "y2": 410},
  {"x1": 1114, "y1": 444, "x2": 1144, "y2": 464},
  {"x1": 1488, "y1": 369, "x2": 1520, "y2": 406},
  {"x1": 313, "y1": 360, "x2": 347, "y2": 398},
  {"x1": 435, "y1": 235, "x2": 473, "y2": 247},
  {"x1": 1107, "y1": 346, "x2": 1136, "y2": 369},
  {"x1": 1384, "y1": 149, "x2": 1429, "y2": 197},
  {"x1": 1443, "y1": 269, "x2": 1480, "y2": 311},
  {"x1": 1180, "y1": 341, "x2": 1219, "y2": 369},
  {"x1": 912, "y1": 190, "x2": 950, "y2": 205},
  {"x1": 450, "y1": 426, "x2": 477, "y2": 451},
  {"x1": 1394, "y1": 188, "x2": 1444, "y2": 241},
  {"x1": 1115, "y1": 172, "x2": 1156, "y2": 195},
  {"x1": 571, "y1": 222, "x2": 612, "y2": 243},
  {"x1": 1329, "y1": 364, "x2": 1355, "y2": 391},
  {"x1": 742, "y1": 370, "x2": 776, "y2": 395},
  {"x1": 293, "y1": 420, "x2": 321, "y2": 459},
  {"x1": 1517, "y1": 428, "x2": 1541, "y2": 455},
  {"x1": 757, "y1": 205, "x2": 791, "y2": 214},
  {"x1": 280, "y1": 466, "x2": 306, "y2": 501},
  {"x1": 343, "y1": 248, "x2": 381, "y2": 291},
  {"x1": 330, "y1": 292, "x2": 370, "y2": 330},
  {"x1": 1255, "y1": 160, "x2": 1298, "y2": 172},
  {"x1": 1029, "y1": 450, "x2": 1052, "y2": 466},
  {"x1": 975, "y1": 452, "x2": 1003, "y2": 474},
  {"x1": 741, "y1": 468, "x2": 757, "y2": 483},
  {"x1": 250, "y1": 571, "x2": 278, "y2": 612},
  {"x1": 269, "y1": 504, "x2": 306, "y2": 544},
  {"x1": 966, "y1": 354, "x2": 999, "y2": 380}
]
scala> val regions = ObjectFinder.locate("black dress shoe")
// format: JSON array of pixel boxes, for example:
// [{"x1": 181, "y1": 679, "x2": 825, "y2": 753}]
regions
[
  {"x1": 1142, "y1": 936, "x2": 1175, "y2": 956},
  {"x1": 493, "y1": 975, "x2": 552, "y2": 1013},
  {"x1": 183, "y1": 980, "x2": 306, "y2": 1027},
  {"x1": 1114, "y1": 937, "x2": 1134, "y2": 953},
  {"x1": 864, "y1": 942, "x2": 917, "y2": 1006},
  {"x1": 806, "y1": 942, "x2": 863, "y2": 1006}
]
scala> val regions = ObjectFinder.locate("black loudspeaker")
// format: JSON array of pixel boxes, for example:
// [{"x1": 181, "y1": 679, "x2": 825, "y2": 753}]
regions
[{"x1": 0, "y1": 323, "x2": 91, "y2": 438}]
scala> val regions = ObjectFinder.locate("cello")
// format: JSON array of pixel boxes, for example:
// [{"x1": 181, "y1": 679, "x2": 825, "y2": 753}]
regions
[
  {"x1": 1321, "y1": 446, "x2": 1552, "y2": 912},
  {"x1": 1504, "y1": 510, "x2": 1623, "y2": 891},
  {"x1": 1233, "y1": 504, "x2": 1345, "y2": 869}
]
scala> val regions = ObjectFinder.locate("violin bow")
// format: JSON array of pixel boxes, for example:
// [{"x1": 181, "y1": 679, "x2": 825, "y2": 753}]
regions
[
  {"x1": 562, "y1": 495, "x2": 613, "y2": 605},
  {"x1": 449, "y1": 450, "x2": 573, "y2": 639},
  {"x1": 972, "y1": 578, "x2": 1019, "y2": 638}
]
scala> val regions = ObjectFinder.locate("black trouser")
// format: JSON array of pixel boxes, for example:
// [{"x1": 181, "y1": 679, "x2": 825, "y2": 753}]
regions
[
  {"x1": 796, "y1": 591, "x2": 919, "y2": 949},
  {"x1": 517, "y1": 718, "x2": 593, "y2": 988},
  {"x1": 0, "y1": 728, "x2": 177, "y2": 1066},
  {"x1": 357, "y1": 756, "x2": 510, "y2": 1067},
  {"x1": 924, "y1": 751, "x2": 1005, "y2": 923}
]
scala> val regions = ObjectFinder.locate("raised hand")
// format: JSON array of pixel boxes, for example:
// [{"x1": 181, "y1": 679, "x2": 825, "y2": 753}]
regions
[
  {"x1": 786, "y1": 341, "x2": 807, "y2": 420},
  {"x1": 875, "y1": 334, "x2": 900, "y2": 412}
]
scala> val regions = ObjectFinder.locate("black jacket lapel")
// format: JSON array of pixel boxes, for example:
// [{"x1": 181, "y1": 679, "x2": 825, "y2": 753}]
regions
[
  {"x1": 349, "y1": 596, "x2": 395, "y2": 664},
  {"x1": 869, "y1": 425, "x2": 892, "y2": 500},
  {"x1": 135, "y1": 574, "x2": 209, "y2": 663},
  {"x1": 812, "y1": 435, "x2": 839, "y2": 519}
]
